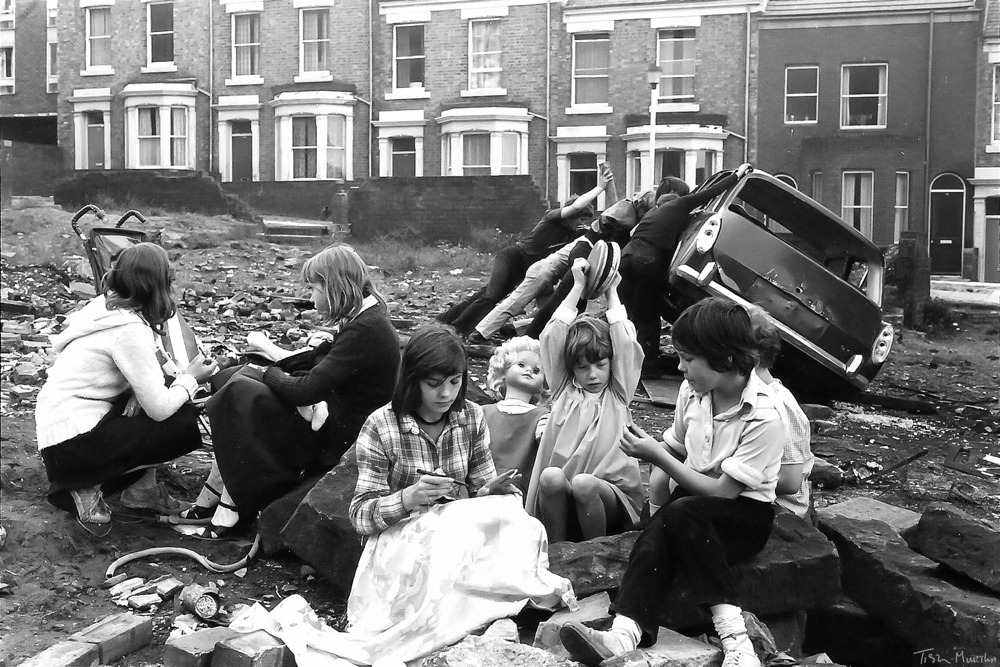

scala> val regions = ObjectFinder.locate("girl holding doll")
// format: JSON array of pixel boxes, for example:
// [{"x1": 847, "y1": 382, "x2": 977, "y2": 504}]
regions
[
  {"x1": 524, "y1": 258, "x2": 645, "y2": 542},
  {"x1": 559, "y1": 298, "x2": 786, "y2": 667},
  {"x1": 177, "y1": 244, "x2": 399, "y2": 539}
]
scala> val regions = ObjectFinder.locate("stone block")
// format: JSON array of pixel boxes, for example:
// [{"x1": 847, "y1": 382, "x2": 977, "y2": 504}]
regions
[
  {"x1": 817, "y1": 498, "x2": 920, "y2": 536},
  {"x1": 549, "y1": 513, "x2": 841, "y2": 629},
  {"x1": 68, "y1": 612, "x2": 153, "y2": 663},
  {"x1": 163, "y1": 627, "x2": 241, "y2": 667},
  {"x1": 280, "y1": 447, "x2": 364, "y2": 596},
  {"x1": 759, "y1": 611, "x2": 806, "y2": 659},
  {"x1": 211, "y1": 630, "x2": 293, "y2": 667},
  {"x1": 533, "y1": 592, "x2": 612, "y2": 657},
  {"x1": 602, "y1": 629, "x2": 722, "y2": 667},
  {"x1": 808, "y1": 458, "x2": 844, "y2": 490},
  {"x1": 906, "y1": 502, "x2": 1000, "y2": 595},
  {"x1": 420, "y1": 635, "x2": 576, "y2": 667},
  {"x1": 804, "y1": 598, "x2": 911, "y2": 667},
  {"x1": 257, "y1": 473, "x2": 324, "y2": 556},
  {"x1": 800, "y1": 404, "x2": 834, "y2": 421},
  {"x1": 820, "y1": 516, "x2": 1000, "y2": 653},
  {"x1": 16, "y1": 641, "x2": 99, "y2": 667}
]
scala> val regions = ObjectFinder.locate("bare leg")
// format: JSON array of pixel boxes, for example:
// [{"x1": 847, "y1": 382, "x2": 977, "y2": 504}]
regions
[
  {"x1": 571, "y1": 474, "x2": 624, "y2": 539},
  {"x1": 538, "y1": 467, "x2": 572, "y2": 543}
]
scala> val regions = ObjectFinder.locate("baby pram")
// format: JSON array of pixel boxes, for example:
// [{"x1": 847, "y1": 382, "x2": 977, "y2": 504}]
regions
[{"x1": 70, "y1": 204, "x2": 211, "y2": 441}]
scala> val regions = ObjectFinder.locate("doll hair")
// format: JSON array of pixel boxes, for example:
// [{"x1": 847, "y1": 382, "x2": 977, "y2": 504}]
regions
[
  {"x1": 486, "y1": 335, "x2": 547, "y2": 401},
  {"x1": 745, "y1": 303, "x2": 782, "y2": 370},
  {"x1": 301, "y1": 244, "x2": 385, "y2": 327},
  {"x1": 671, "y1": 297, "x2": 758, "y2": 377},
  {"x1": 392, "y1": 324, "x2": 469, "y2": 416},
  {"x1": 104, "y1": 242, "x2": 176, "y2": 335},
  {"x1": 563, "y1": 314, "x2": 613, "y2": 371}
]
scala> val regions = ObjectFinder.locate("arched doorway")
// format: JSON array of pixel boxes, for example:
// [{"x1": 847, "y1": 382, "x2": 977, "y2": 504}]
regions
[{"x1": 929, "y1": 173, "x2": 967, "y2": 275}]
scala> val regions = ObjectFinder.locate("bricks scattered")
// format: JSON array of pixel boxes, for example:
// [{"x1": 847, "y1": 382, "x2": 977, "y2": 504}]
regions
[{"x1": 68, "y1": 612, "x2": 153, "y2": 664}]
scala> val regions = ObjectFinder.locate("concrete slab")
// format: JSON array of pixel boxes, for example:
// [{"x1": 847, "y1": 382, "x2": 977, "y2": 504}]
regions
[
  {"x1": 603, "y1": 629, "x2": 722, "y2": 667},
  {"x1": 817, "y1": 498, "x2": 920, "y2": 536}
]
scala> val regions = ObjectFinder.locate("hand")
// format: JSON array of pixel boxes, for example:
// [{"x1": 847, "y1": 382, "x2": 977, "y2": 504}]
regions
[
  {"x1": 123, "y1": 395, "x2": 143, "y2": 418},
  {"x1": 736, "y1": 163, "x2": 753, "y2": 178},
  {"x1": 403, "y1": 471, "x2": 459, "y2": 510},
  {"x1": 306, "y1": 330, "x2": 336, "y2": 348},
  {"x1": 476, "y1": 468, "x2": 521, "y2": 497},
  {"x1": 598, "y1": 167, "x2": 613, "y2": 189},
  {"x1": 571, "y1": 258, "x2": 590, "y2": 286},
  {"x1": 620, "y1": 423, "x2": 665, "y2": 463},
  {"x1": 185, "y1": 355, "x2": 219, "y2": 383},
  {"x1": 246, "y1": 331, "x2": 271, "y2": 352}
]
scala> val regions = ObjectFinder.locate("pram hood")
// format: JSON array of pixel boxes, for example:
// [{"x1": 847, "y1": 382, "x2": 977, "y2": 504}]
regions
[{"x1": 53, "y1": 295, "x2": 147, "y2": 355}]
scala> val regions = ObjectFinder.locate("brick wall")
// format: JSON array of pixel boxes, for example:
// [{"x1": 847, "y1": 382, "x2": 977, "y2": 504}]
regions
[
  {"x1": 349, "y1": 175, "x2": 547, "y2": 243},
  {"x1": 2, "y1": 140, "x2": 64, "y2": 196},
  {"x1": 222, "y1": 180, "x2": 354, "y2": 223},
  {"x1": 975, "y1": 2, "x2": 999, "y2": 166},
  {"x1": 4, "y1": 0, "x2": 56, "y2": 115},
  {"x1": 53, "y1": 170, "x2": 229, "y2": 215}
]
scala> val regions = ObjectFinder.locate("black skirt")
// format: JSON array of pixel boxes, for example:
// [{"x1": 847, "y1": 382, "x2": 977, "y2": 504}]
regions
[{"x1": 41, "y1": 398, "x2": 202, "y2": 514}]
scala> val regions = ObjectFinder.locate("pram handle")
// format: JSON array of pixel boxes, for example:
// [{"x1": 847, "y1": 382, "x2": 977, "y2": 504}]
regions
[
  {"x1": 70, "y1": 205, "x2": 107, "y2": 239},
  {"x1": 116, "y1": 210, "x2": 147, "y2": 228}
]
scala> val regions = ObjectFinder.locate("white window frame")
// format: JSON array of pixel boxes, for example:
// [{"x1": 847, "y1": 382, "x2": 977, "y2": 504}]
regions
[
  {"x1": 70, "y1": 87, "x2": 112, "y2": 170},
  {"x1": 295, "y1": 7, "x2": 330, "y2": 82},
  {"x1": 0, "y1": 0, "x2": 14, "y2": 30},
  {"x1": 811, "y1": 171, "x2": 823, "y2": 206},
  {"x1": 272, "y1": 91, "x2": 355, "y2": 182},
  {"x1": 46, "y1": 23, "x2": 57, "y2": 93},
  {"x1": 389, "y1": 136, "x2": 417, "y2": 176},
  {"x1": 992, "y1": 64, "x2": 999, "y2": 145},
  {"x1": 553, "y1": 126, "x2": 609, "y2": 208},
  {"x1": 0, "y1": 45, "x2": 12, "y2": 94},
  {"x1": 840, "y1": 63, "x2": 887, "y2": 129},
  {"x1": 784, "y1": 65, "x2": 818, "y2": 124},
  {"x1": 465, "y1": 19, "x2": 503, "y2": 96},
  {"x1": 656, "y1": 29, "x2": 695, "y2": 103},
  {"x1": 842, "y1": 170, "x2": 875, "y2": 238},
  {"x1": 83, "y1": 6, "x2": 113, "y2": 76},
  {"x1": 227, "y1": 12, "x2": 262, "y2": 85},
  {"x1": 121, "y1": 83, "x2": 197, "y2": 170},
  {"x1": 570, "y1": 33, "x2": 611, "y2": 113},
  {"x1": 391, "y1": 24, "x2": 425, "y2": 96},
  {"x1": 216, "y1": 94, "x2": 261, "y2": 183},
  {"x1": 374, "y1": 109, "x2": 426, "y2": 177},
  {"x1": 142, "y1": 1, "x2": 175, "y2": 73},
  {"x1": 437, "y1": 106, "x2": 529, "y2": 177},
  {"x1": 893, "y1": 171, "x2": 909, "y2": 243}
]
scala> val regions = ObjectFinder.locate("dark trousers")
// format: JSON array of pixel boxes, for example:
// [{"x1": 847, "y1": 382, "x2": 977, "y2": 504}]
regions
[
  {"x1": 42, "y1": 399, "x2": 202, "y2": 514},
  {"x1": 609, "y1": 488, "x2": 775, "y2": 645},
  {"x1": 525, "y1": 269, "x2": 588, "y2": 338},
  {"x1": 447, "y1": 245, "x2": 532, "y2": 335},
  {"x1": 618, "y1": 249, "x2": 665, "y2": 359}
]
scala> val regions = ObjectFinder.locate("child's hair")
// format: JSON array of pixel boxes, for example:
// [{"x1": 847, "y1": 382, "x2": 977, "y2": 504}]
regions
[
  {"x1": 671, "y1": 297, "x2": 757, "y2": 377},
  {"x1": 392, "y1": 324, "x2": 469, "y2": 416},
  {"x1": 745, "y1": 303, "x2": 782, "y2": 370},
  {"x1": 562, "y1": 193, "x2": 596, "y2": 222},
  {"x1": 654, "y1": 176, "x2": 690, "y2": 201},
  {"x1": 301, "y1": 244, "x2": 385, "y2": 326},
  {"x1": 486, "y1": 336, "x2": 546, "y2": 401},
  {"x1": 104, "y1": 243, "x2": 176, "y2": 335},
  {"x1": 563, "y1": 315, "x2": 613, "y2": 370}
]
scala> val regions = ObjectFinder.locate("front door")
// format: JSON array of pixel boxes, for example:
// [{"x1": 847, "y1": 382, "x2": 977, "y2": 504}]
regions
[
  {"x1": 929, "y1": 174, "x2": 966, "y2": 275},
  {"x1": 231, "y1": 121, "x2": 253, "y2": 182},
  {"x1": 86, "y1": 112, "x2": 105, "y2": 169}
]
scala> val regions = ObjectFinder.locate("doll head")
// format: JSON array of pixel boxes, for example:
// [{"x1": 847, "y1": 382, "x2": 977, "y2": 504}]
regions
[
  {"x1": 302, "y1": 244, "x2": 384, "y2": 325},
  {"x1": 392, "y1": 324, "x2": 469, "y2": 418},
  {"x1": 104, "y1": 242, "x2": 176, "y2": 334},
  {"x1": 486, "y1": 336, "x2": 546, "y2": 402}
]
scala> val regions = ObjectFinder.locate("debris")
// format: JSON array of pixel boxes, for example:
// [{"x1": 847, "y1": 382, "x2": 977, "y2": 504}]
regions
[
  {"x1": 211, "y1": 629, "x2": 293, "y2": 667},
  {"x1": 68, "y1": 612, "x2": 154, "y2": 664},
  {"x1": 107, "y1": 577, "x2": 144, "y2": 597},
  {"x1": 16, "y1": 640, "x2": 100, "y2": 667},
  {"x1": 860, "y1": 449, "x2": 929, "y2": 483},
  {"x1": 851, "y1": 392, "x2": 938, "y2": 415},
  {"x1": 163, "y1": 626, "x2": 241, "y2": 667},
  {"x1": 942, "y1": 445, "x2": 986, "y2": 478},
  {"x1": 127, "y1": 593, "x2": 162, "y2": 611},
  {"x1": 178, "y1": 583, "x2": 222, "y2": 620}
]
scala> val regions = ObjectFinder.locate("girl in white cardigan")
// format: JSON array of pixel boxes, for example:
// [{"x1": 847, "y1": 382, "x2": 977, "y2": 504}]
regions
[{"x1": 35, "y1": 243, "x2": 217, "y2": 527}]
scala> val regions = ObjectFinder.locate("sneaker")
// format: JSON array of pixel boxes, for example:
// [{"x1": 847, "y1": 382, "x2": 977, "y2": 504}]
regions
[
  {"x1": 498, "y1": 323, "x2": 519, "y2": 340},
  {"x1": 466, "y1": 331, "x2": 491, "y2": 346},
  {"x1": 559, "y1": 621, "x2": 634, "y2": 667},
  {"x1": 70, "y1": 487, "x2": 112, "y2": 524},
  {"x1": 120, "y1": 483, "x2": 186, "y2": 515},
  {"x1": 720, "y1": 632, "x2": 761, "y2": 667}
]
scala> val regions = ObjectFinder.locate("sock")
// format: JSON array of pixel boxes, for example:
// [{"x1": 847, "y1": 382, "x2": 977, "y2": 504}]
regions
[
  {"x1": 711, "y1": 605, "x2": 753, "y2": 655},
  {"x1": 212, "y1": 488, "x2": 239, "y2": 528},
  {"x1": 610, "y1": 615, "x2": 641, "y2": 650},
  {"x1": 648, "y1": 502, "x2": 661, "y2": 517},
  {"x1": 194, "y1": 464, "x2": 225, "y2": 508}
]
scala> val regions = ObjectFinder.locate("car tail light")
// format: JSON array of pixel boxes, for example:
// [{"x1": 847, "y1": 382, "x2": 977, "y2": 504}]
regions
[
  {"x1": 871, "y1": 322, "x2": 894, "y2": 364},
  {"x1": 695, "y1": 214, "x2": 722, "y2": 254}
]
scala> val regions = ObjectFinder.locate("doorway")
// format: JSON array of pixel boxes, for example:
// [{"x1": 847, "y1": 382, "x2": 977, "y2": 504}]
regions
[{"x1": 929, "y1": 174, "x2": 966, "y2": 275}]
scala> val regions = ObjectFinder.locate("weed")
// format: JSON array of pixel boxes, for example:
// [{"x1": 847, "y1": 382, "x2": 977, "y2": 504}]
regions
[
  {"x1": 920, "y1": 298, "x2": 959, "y2": 336},
  {"x1": 468, "y1": 226, "x2": 518, "y2": 255}
]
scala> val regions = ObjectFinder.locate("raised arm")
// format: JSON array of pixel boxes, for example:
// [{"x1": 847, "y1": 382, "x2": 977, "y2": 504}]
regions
[{"x1": 560, "y1": 168, "x2": 612, "y2": 219}]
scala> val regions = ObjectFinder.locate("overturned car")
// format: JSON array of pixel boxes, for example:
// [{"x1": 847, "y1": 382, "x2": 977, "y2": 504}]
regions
[{"x1": 664, "y1": 169, "x2": 894, "y2": 399}]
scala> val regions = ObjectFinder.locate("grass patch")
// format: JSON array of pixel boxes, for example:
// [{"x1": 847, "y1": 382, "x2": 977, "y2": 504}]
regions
[{"x1": 352, "y1": 238, "x2": 491, "y2": 277}]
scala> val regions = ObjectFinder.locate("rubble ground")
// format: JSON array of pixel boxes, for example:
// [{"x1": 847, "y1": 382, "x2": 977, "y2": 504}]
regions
[{"x1": 1, "y1": 202, "x2": 998, "y2": 666}]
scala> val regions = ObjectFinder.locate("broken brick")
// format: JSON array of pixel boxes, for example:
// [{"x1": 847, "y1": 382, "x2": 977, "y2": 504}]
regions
[
  {"x1": 68, "y1": 612, "x2": 153, "y2": 663},
  {"x1": 15, "y1": 640, "x2": 100, "y2": 667},
  {"x1": 210, "y1": 630, "x2": 294, "y2": 667},
  {"x1": 163, "y1": 626, "x2": 241, "y2": 667}
]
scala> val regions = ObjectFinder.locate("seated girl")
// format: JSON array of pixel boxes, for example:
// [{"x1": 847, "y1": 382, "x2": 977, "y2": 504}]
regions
[
  {"x1": 559, "y1": 297, "x2": 786, "y2": 667},
  {"x1": 35, "y1": 243, "x2": 218, "y2": 529},
  {"x1": 341, "y1": 325, "x2": 574, "y2": 663},
  {"x1": 483, "y1": 336, "x2": 549, "y2": 496},
  {"x1": 177, "y1": 244, "x2": 400, "y2": 539},
  {"x1": 524, "y1": 259, "x2": 645, "y2": 542}
]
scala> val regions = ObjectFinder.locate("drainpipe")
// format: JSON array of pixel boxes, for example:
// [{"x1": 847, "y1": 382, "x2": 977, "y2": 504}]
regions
[
  {"x1": 743, "y1": 5, "x2": 751, "y2": 164},
  {"x1": 208, "y1": 0, "x2": 214, "y2": 173},
  {"x1": 368, "y1": 0, "x2": 374, "y2": 178},
  {"x1": 923, "y1": 12, "x2": 934, "y2": 239},
  {"x1": 545, "y1": 0, "x2": 551, "y2": 203}
]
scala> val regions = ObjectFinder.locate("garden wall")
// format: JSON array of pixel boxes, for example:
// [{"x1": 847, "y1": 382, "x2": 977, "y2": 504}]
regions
[
  {"x1": 3, "y1": 140, "x2": 65, "y2": 198},
  {"x1": 222, "y1": 181, "x2": 353, "y2": 225}
]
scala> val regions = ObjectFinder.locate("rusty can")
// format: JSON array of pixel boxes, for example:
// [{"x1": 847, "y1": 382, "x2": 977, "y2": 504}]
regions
[{"x1": 178, "y1": 584, "x2": 221, "y2": 620}]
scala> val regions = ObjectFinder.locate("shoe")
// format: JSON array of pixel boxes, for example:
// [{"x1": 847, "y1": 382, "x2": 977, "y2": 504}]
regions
[
  {"x1": 719, "y1": 632, "x2": 761, "y2": 667},
  {"x1": 191, "y1": 522, "x2": 245, "y2": 541},
  {"x1": 466, "y1": 331, "x2": 491, "y2": 346},
  {"x1": 559, "y1": 621, "x2": 632, "y2": 667},
  {"x1": 161, "y1": 504, "x2": 215, "y2": 525},
  {"x1": 120, "y1": 483, "x2": 187, "y2": 515},
  {"x1": 70, "y1": 487, "x2": 112, "y2": 524},
  {"x1": 498, "y1": 323, "x2": 518, "y2": 340}
]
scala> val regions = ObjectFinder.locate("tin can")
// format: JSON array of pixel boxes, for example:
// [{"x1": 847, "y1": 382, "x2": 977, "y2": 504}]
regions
[{"x1": 178, "y1": 584, "x2": 221, "y2": 620}]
